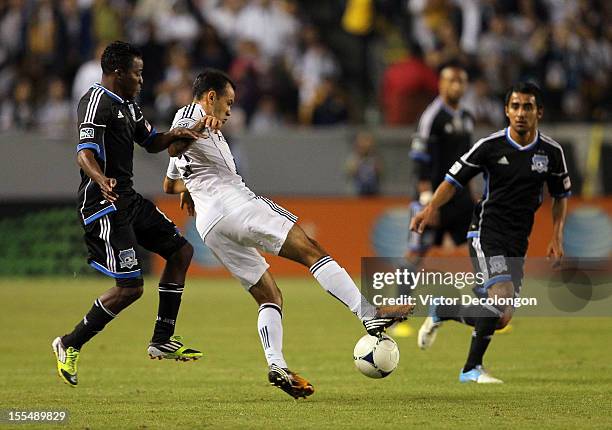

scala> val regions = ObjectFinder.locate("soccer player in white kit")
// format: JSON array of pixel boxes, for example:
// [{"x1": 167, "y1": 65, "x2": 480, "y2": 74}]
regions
[{"x1": 163, "y1": 69, "x2": 412, "y2": 399}]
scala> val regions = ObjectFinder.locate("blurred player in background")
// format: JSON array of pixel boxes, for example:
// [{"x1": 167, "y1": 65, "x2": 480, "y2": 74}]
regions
[
  {"x1": 52, "y1": 41, "x2": 208, "y2": 387},
  {"x1": 163, "y1": 69, "x2": 413, "y2": 399},
  {"x1": 411, "y1": 82, "x2": 571, "y2": 383},
  {"x1": 392, "y1": 63, "x2": 474, "y2": 337}
]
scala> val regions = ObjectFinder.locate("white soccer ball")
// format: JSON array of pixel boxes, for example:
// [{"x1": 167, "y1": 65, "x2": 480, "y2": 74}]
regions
[{"x1": 353, "y1": 333, "x2": 400, "y2": 378}]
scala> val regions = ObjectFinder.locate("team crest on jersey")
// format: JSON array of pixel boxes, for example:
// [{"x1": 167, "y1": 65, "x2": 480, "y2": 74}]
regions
[
  {"x1": 531, "y1": 154, "x2": 549, "y2": 173},
  {"x1": 119, "y1": 248, "x2": 138, "y2": 269},
  {"x1": 489, "y1": 255, "x2": 508, "y2": 274}
]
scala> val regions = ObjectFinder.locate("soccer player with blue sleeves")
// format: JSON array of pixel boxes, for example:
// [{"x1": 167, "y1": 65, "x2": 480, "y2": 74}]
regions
[{"x1": 411, "y1": 82, "x2": 571, "y2": 383}]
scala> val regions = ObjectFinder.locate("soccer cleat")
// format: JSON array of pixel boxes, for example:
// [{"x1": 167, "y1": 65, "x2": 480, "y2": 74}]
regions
[
  {"x1": 363, "y1": 304, "x2": 413, "y2": 336},
  {"x1": 495, "y1": 323, "x2": 513, "y2": 334},
  {"x1": 417, "y1": 305, "x2": 442, "y2": 350},
  {"x1": 268, "y1": 364, "x2": 314, "y2": 399},
  {"x1": 459, "y1": 365, "x2": 503, "y2": 384},
  {"x1": 52, "y1": 337, "x2": 79, "y2": 387},
  {"x1": 147, "y1": 335, "x2": 202, "y2": 361}
]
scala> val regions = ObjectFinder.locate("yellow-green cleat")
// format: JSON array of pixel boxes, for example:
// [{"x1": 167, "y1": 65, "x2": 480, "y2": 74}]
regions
[
  {"x1": 147, "y1": 335, "x2": 202, "y2": 361},
  {"x1": 52, "y1": 337, "x2": 79, "y2": 387}
]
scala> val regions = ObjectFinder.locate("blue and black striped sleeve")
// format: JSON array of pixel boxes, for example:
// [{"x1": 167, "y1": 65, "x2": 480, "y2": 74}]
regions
[
  {"x1": 76, "y1": 89, "x2": 110, "y2": 157},
  {"x1": 444, "y1": 139, "x2": 487, "y2": 189}
]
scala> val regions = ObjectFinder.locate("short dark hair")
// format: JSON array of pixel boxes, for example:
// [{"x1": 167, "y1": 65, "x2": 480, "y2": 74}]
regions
[
  {"x1": 193, "y1": 69, "x2": 235, "y2": 100},
  {"x1": 101, "y1": 41, "x2": 142, "y2": 75},
  {"x1": 439, "y1": 60, "x2": 467, "y2": 74},
  {"x1": 504, "y1": 82, "x2": 543, "y2": 108}
]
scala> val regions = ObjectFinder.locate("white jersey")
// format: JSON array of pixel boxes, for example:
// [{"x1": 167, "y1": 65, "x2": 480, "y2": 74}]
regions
[{"x1": 167, "y1": 103, "x2": 256, "y2": 237}]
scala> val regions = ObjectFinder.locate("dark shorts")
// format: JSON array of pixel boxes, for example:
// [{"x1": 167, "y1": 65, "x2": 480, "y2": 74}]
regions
[
  {"x1": 468, "y1": 236, "x2": 525, "y2": 298},
  {"x1": 82, "y1": 194, "x2": 187, "y2": 279},
  {"x1": 408, "y1": 196, "x2": 473, "y2": 253}
]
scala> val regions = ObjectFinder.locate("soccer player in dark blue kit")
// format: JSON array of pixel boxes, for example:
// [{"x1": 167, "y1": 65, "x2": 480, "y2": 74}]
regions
[
  {"x1": 411, "y1": 82, "x2": 571, "y2": 383},
  {"x1": 52, "y1": 41, "x2": 219, "y2": 387}
]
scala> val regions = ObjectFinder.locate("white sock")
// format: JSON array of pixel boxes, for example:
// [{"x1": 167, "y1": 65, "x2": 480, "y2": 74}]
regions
[
  {"x1": 310, "y1": 256, "x2": 377, "y2": 321},
  {"x1": 257, "y1": 303, "x2": 287, "y2": 368}
]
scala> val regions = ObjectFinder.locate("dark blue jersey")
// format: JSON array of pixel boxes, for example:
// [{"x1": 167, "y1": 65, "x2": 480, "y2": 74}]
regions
[
  {"x1": 445, "y1": 128, "x2": 571, "y2": 252},
  {"x1": 76, "y1": 84, "x2": 157, "y2": 225}
]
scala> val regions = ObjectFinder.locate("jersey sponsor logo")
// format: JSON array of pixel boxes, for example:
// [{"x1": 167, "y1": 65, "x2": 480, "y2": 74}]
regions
[
  {"x1": 449, "y1": 161, "x2": 462, "y2": 175},
  {"x1": 531, "y1": 154, "x2": 549, "y2": 173},
  {"x1": 119, "y1": 248, "x2": 139, "y2": 269},
  {"x1": 175, "y1": 120, "x2": 193, "y2": 129},
  {"x1": 80, "y1": 127, "x2": 94, "y2": 140},
  {"x1": 497, "y1": 156, "x2": 509, "y2": 165},
  {"x1": 117, "y1": 111, "x2": 124, "y2": 119},
  {"x1": 489, "y1": 255, "x2": 508, "y2": 274},
  {"x1": 563, "y1": 176, "x2": 571, "y2": 190}
]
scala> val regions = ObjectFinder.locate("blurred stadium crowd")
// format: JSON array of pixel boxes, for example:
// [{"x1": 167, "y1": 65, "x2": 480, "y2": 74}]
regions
[{"x1": 0, "y1": 0, "x2": 610, "y2": 135}]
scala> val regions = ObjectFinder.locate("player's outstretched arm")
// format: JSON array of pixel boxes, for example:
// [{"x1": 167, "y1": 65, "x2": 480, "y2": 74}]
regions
[
  {"x1": 146, "y1": 128, "x2": 204, "y2": 154},
  {"x1": 77, "y1": 149, "x2": 117, "y2": 202},
  {"x1": 410, "y1": 181, "x2": 456, "y2": 233},
  {"x1": 547, "y1": 197, "x2": 568, "y2": 265}
]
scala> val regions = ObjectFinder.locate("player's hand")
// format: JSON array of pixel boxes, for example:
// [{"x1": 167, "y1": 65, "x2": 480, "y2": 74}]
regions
[
  {"x1": 546, "y1": 237, "x2": 564, "y2": 268},
  {"x1": 193, "y1": 115, "x2": 222, "y2": 134},
  {"x1": 410, "y1": 205, "x2": 435, "y2": 234},
  {"x1": 180, "y1": 191, "x2": 195, "y2": 217},
  {"x1": 97, "y1": 177, "x2": 118, "y2": 202},
  {"x1": 170, "y1": 127, "x2": 203, "y2": 141}
]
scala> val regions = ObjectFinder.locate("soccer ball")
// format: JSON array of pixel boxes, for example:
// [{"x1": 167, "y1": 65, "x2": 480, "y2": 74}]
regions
[{"x1": 353, "y1": 334, "x2": 400, "y2": 378}]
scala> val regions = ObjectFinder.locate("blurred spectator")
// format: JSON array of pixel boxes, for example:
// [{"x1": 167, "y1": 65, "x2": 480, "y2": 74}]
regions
[
  {"x1": 37, "y1": 78, "x2": 72, "y2": 138},
  {"x1": 250, "y1": 95, "x2": 282, "y2": 132},
  {"x1": 235, "y1": 0, "x2": 299, "y2": 63},
  {"x1": 0, "y1": 0, "x2": 26, "y2": 66},
  {"x1": 92, "y1": 0, "x2": 124, "y2": 43},
  {"x1": 462, "y1": 76, "x2": 505, "y2": 127},
  {"x1": 1, "y1": 79, "x2": 35, "y2": 131},
  {"x1": 311, "y1": 78, "x2": 349, "y2": 126},
  {"x1": 155, "y1": 44, "x2": 194, "y2": 122},
  {"x1": 71, "y1": 44, "x2": 104, "y2": 108},
  {"x1": 381, "y1": 44, "x2": 438, "y2": 125},
  {"x1": 345, "y1": 131, "x2": 383, "y2": 196},
  {"x1": 192, "y1": 24, "x2": 233, "y2": 72},
  {"x1": 229, "y1": 39, "x2": 263, "y2": 123},
  {"x1": 200, "y1": 0, "x2": 245, "y2": 49},
  {"x1": 293, "y1": 25, "x2": 339, "y2": 124}
]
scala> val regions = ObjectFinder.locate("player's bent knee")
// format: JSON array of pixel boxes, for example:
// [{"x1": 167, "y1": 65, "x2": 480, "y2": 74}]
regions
[{"x1": 174, "y1": 242, "x2": 194, "y2": 265}]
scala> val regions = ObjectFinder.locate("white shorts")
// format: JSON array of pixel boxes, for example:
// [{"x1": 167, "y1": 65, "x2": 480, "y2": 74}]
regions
[{"x1": 203, "y1": 196, "x2": 297, "y2": 289}]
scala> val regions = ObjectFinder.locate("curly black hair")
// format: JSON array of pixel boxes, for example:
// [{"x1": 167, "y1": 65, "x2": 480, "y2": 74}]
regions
[{"x1": 101, "y1": 41, "x2": 142, "y2": 75}]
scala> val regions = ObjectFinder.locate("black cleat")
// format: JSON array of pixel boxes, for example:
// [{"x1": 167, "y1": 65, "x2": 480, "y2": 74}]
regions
[{"x1": 363, "y1": 304, "x2": 414, "y2": 336}]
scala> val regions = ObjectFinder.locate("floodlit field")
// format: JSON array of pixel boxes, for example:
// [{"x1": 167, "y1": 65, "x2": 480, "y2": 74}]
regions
[{"x1": 1, "y1": 277, "x2": 611, "y2": 429}]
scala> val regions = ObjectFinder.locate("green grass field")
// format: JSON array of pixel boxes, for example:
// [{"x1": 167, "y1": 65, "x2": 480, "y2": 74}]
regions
[{"x1": 1, "y1": 277, "x2": 611, "y2": 429}]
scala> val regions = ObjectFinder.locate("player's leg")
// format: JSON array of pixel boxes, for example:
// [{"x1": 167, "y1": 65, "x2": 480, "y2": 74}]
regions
[
  {"x1": 278, "y1": 222, "x2": 412, "y2": 334},
  {"x1": 53, "y1": 214, "x2": 145, "y2": 386},
  {"x1": 133, "y1": 199, "x2": 200, "y2": 361},
  {"x1": 204, "y1": 221, "x2": 313, "y2": 399},
  {"x1": 417, "y1": 237, "x2": 513, "y2": 349}
]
